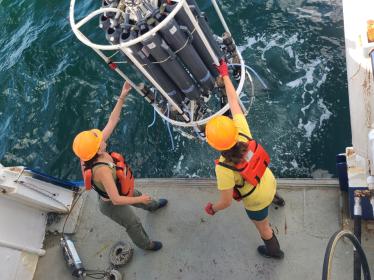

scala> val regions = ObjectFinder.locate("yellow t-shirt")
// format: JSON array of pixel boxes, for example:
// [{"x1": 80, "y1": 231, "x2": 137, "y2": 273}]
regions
[{"x1": 215, "y1": 114, "x2": 276, "y2": 211}]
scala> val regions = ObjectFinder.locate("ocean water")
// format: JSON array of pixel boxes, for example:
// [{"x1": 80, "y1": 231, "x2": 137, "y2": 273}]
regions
[{"x1": 0, "y1": 0, "x2": 350, "y2": 180}]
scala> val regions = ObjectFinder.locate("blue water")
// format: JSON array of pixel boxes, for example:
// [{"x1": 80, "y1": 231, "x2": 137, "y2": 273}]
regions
[{"x1": 0, "y1": 0, "x2": 350, "y2": 180}]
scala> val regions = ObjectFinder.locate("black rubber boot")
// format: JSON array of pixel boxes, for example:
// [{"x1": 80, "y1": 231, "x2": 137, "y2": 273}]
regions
[
  {"x1": 257, "y1": 233, "x2": 284, "y2": 259},
  {"x1": 272, "y1": 192, "x2": 285, "y2": 207}
]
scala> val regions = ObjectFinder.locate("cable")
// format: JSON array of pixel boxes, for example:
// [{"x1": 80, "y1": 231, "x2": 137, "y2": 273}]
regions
[
  {"x1": 147, "y1": 91, "x2": 158, "y2": 128},
  {"x1": 85, "y1": 273, "x2": 106, "y2": 279},
  {"x1": 322, "y1": 230, "x2": 371, "y2": 280},
  {"x1": 165, "y1": 104, "x2": 175, "y2": 150},
  {"x1": 147, "y1": 107, "x2": 157, "y2": 128},
  {"x1": 62, "y1": 190, "x2": 85, "y2": 236},
  {"x1": 229, "y1": 63, "x2": 269, "y2": 90}
]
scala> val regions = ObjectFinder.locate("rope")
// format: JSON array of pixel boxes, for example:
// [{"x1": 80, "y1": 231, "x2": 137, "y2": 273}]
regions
[
  {"x1": 152, "y1": 54, "x2": 172, "y2": 64},
  {"x1": 147, "y1": 107, "x2": 157, "y2": 128},
  {"x1": 147, "y1": 91, "x2": 158, "y2": 128},
  {"x1": 165, "y1": 104, "x2": 175, "y2": 150},
  {"x1": 108, "y1": 51, "x2": 119, "y2": 59},
  {"x1": 174, "y1": 37, "x2": 190, "y2": 55}
]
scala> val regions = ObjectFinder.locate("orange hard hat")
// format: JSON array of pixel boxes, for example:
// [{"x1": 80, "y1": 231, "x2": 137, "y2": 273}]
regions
[
  {"x1": 72, "y1": 129, "x2": 103, "y2": 161},
  {"x1": 205, "y1": 116, "x2": 238, "y2": 151}
]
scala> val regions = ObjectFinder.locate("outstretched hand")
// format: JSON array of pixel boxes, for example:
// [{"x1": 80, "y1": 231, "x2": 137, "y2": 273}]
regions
[
  {"x1": 120, "y1": 81, "x2": 132, "y2": 99},
  {"x1": 216, "y1": 59, "x2": 229, "y2": 77}
]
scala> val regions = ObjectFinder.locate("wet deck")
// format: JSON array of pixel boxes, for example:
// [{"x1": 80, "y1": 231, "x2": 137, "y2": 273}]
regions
[{"x1": 34, "y1": 179, "x2": 374, "y2": 280}]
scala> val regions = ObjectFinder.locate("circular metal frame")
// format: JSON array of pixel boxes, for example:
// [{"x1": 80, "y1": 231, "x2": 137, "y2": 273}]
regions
[
  {"x1": 69, "y1": 0, "x2": 249, "y2": 128},
  {"x1": 70, "y1": 0, "x2": 186, "y2": 50}
]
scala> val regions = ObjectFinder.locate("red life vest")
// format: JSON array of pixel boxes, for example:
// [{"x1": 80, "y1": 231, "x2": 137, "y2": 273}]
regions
[
  {"x1": 215, "y1": 133, "x2": 270, "y2": 200},
  {"x1": 82, "y1": 152, "x2": 134, "y2": 199}
]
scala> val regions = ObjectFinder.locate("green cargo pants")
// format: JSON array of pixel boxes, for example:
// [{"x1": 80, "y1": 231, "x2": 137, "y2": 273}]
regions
[{"x1": 98, "y1": 189, "x2": 160, "y2": 250}]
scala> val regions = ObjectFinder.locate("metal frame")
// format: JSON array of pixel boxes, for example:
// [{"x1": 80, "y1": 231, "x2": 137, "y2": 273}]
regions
[{"x1": 69, "y1": 0, "x2": 249, "y2": 128}]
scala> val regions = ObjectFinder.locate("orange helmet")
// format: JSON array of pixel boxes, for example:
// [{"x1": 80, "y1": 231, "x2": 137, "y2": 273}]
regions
[
  {"x1": 72, "y1": 129, "x2": 103, "y2": 161},
  {"x1": 205, "y1": 116, "x2": 238, "y2": 151}
]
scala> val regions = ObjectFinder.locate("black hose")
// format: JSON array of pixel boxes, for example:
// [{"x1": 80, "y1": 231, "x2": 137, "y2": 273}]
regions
[
  {"x1": 354, "y1": 216, "x2": 362, "y2": 280},
  {"x1": 322, "y1": 230, "x2": 371, "y2": 280}
]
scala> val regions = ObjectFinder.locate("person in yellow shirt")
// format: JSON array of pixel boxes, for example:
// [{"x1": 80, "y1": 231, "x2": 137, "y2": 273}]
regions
[{"x1": 204, "y1": 60, "x2": 284, "y2": 259}]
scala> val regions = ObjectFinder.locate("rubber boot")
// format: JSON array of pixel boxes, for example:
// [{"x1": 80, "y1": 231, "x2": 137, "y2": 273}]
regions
[{"x1": 257, "y1": 232, "x2": 284, "y2": 259}]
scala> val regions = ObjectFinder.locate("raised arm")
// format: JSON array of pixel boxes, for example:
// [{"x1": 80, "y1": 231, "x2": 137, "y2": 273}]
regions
[
  {"x1": 102, "y1": 81, "x2": 132, "y2": 142},
  {"x1": 217, "y1": 60, "x2": 243, "y2": 116}
]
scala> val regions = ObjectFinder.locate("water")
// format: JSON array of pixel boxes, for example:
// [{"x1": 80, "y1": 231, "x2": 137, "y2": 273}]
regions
[{"x1": 0, "y1": 0, "x2": 350, "y2": 180}]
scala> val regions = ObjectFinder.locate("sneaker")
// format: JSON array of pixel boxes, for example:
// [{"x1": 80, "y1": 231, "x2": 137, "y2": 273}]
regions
[
  {"x1": 147, "y1": 241, "x2": 163, "y2": 251},
  {"x1": 156, "y1": 199, "x2": 168, "y2": 210}
]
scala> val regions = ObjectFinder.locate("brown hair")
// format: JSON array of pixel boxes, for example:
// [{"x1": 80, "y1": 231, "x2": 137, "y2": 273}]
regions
[
  {"x1": 83, "y1": 153, "x2": 99, "y2": 169},
  {"x1": 221, "y1": 142, "x2": 248, "y2": 165}
]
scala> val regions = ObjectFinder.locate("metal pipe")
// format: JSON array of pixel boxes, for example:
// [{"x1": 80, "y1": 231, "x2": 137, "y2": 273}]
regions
[
  {"x1": 210, "y1": 0, "x2": 231, "y2": 36},
  {"x1": 0, "y1": 239, "x2": 46, "y2": 256},
  {"x1": 181, "y1": 1, "x2": 219, "y2": 65},
  {"x1": 353, "y1": 193, "x2": 362, "y2": 280}
]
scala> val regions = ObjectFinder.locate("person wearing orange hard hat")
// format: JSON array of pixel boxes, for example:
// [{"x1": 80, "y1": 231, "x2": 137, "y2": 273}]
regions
[
  {"x1": 204, "y1": 60, "x2": 285, "y2": 259},
  {"x1": 73, "y1": 82, "x2": 167, "y2": 251}
]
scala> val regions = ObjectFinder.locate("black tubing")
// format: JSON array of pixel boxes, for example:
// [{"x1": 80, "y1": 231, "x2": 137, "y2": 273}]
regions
[
  {"x1": 186, "y1": 0, "x2": 223, "y2": 58},
  {"x1": 154, "y1": 12, "x2": 215, "y2": 92},
  {"x1": 120, "y1": 29, "x2": 185, "y2": 106},
  {"x1": 354, "y1": 216, "x2": 362, "y2": 280},
  {"x1": 165, "y1": 3, "x2": 220, "y2": 77},
  {"x1": 322, "y1": 230, "x2": 371, "y2": 280},
  {"x1": 140, "y1": 24, "x2": 201, "y2": 100}
]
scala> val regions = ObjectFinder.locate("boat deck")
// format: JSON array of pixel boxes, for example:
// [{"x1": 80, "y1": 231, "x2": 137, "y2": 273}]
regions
[{"x1": 34, "y1": 179, "x2": 374, "y2": 280}]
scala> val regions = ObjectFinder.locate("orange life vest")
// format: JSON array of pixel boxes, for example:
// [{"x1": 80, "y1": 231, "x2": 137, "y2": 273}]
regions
[
  {"x1": 215, "y1": 133, "x2": 270, "y2": 200},
  {"x1": 83, "y1": 152, "x2": 134, "y2": 199}
]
